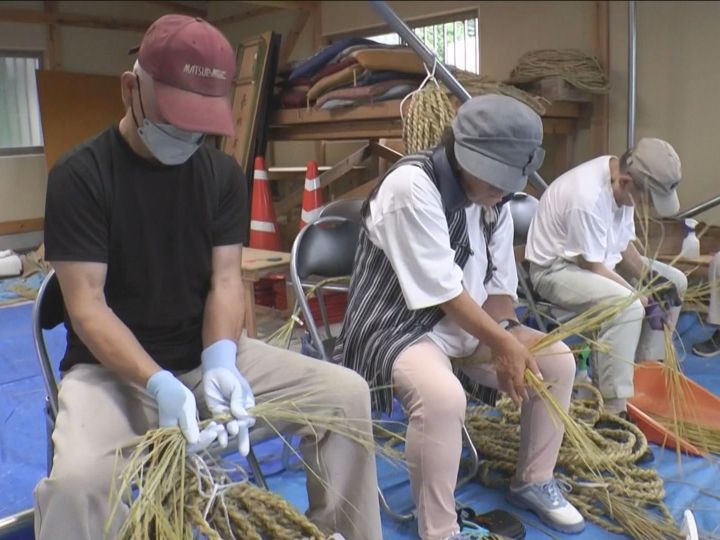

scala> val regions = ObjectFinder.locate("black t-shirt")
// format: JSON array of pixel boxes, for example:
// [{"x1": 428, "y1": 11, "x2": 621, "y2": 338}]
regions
[{"x1": 44, "y1": 125, "x2": 248, "y2": 373}]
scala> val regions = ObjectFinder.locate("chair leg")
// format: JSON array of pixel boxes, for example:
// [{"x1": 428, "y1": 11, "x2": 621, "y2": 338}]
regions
[
  {"x1": 246, "y1": 447, "x2": 269, "y2": 490},
  {"x1": 378, "y1": 486, "x2": 416, "y2": 522},
  {"x1": 457, "y1": 423, "x2": 480, "y2": 489},
  {"x1": 45, "y1": 405, "x2": 54, "y2": 476},
  {"x1": 378, "y1": 423, "x2": 480, "y2": 523}
]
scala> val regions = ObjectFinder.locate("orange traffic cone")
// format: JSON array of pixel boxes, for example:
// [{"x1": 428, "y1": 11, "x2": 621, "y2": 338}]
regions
[
  {"x1": 249, "y1": 156, "x2": 281, "y2": 251},
  {"x1": 300, "y1": 160, "x2": 324, "y2": 229}
]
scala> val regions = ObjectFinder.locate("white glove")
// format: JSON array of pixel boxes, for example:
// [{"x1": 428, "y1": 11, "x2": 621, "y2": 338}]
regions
[
  {"x1": 146, "y1": 370, "x2": 224, "y2": 453},
  {"x1": 201, "y1": 340, "x2": 255, "y2": 456}
]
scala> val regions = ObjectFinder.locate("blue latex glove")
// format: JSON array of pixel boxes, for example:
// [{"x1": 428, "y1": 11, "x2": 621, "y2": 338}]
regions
[
  {"x1": 201, "y1": 340, "x2": 255, "y2": 456},
  {"x1": 146, "y1": 370, "x2": 224, "y2": 453},
  {"x1": 645, "y1": 302, "x2": 669, "y2": 331}
]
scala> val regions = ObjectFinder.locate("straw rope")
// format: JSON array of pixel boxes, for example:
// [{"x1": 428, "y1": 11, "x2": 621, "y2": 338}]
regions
[
  {"x1": 506, "y1": 49, "x2": 610, "y2": 94},
  {"x1": 402, "y1": 86, "x2": 455, "y2": 155},
  {"x1": 464, "y1": 384, "x2": 680, "y2": 539}
]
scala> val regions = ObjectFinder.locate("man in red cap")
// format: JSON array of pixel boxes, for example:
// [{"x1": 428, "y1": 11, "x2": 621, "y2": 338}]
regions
[{"x1": 35, "y1": 14, "x2": 381, "y2": 540}]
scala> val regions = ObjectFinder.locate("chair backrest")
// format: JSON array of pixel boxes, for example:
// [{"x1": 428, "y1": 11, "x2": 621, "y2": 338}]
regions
[
  {"x1": 318, "y1": 198, "x2": 364, "y2": 225},
  {"x1": 32, "y1": 269, "x2": 64, "y2": 419},
  {"x1": 291, "y1": 216, "x2": 360, "y2": 280},
  {"x1": 289, "y1": 216, "x2": 360, "y2": 361},
  {"x1": 508, "y1": 192, "x2": 539, "y2": 246}
]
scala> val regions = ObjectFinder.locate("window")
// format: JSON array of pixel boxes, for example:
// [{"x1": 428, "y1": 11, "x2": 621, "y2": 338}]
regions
[
  {"x1": 366, "y1": 13, "x2": 479, "y2": 74},
  {"x1": 0, "y1": 52, "x2": 44, "y2": 156}
]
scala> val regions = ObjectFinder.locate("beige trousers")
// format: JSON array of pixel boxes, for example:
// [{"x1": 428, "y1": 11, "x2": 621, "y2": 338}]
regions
[
  {"x1": 530, "y1": 258, "x2": 687, "y2": 400},
  {"x1": 33, "y1": 337, "x2": 382, "y2": 540},
  {"x1": 708, "y1": 252, "x2": 720, "y2": 326},
  {"x1": 392, "y1": 329, "x2": 575, "y2": 540}
]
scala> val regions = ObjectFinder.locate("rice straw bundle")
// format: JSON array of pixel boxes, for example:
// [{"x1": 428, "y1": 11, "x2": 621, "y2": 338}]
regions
[{"x1": 107, "y1": 396, "x2": 406, "y2": 539}]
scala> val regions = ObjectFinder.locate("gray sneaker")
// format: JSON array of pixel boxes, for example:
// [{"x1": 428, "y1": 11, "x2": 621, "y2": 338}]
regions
[
  {"x1": 507, "y1": 479, "x2": 585, "y2": 534},
  {"x1": 692, "y1": 330, "x2": 720, "y2": 357}
]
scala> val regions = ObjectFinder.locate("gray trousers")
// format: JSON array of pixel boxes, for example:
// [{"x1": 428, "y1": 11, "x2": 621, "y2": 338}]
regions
[
  {"x1": 530, "y1": 258, "x2": 687, "y2": 400},
  {"x1": 33, "y1": 337, "x2": 382, "y2": 540}
]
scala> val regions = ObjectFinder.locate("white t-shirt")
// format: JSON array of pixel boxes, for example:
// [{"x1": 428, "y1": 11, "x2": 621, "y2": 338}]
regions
[
  {"x1": 525, "y1": 156, "x2": 636, "y2": 270},
  {"x1": 366, "y1": 164, "x2": 518, "y2": 357}
]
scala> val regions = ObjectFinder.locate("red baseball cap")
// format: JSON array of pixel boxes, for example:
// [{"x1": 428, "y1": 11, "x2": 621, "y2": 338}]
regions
[{"x1": 137, "y1": 14, "x2": 236, "y2": 136}]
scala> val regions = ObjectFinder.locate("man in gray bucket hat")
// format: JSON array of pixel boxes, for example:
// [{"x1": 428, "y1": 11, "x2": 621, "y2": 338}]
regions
[
  {"x1": 526, "y1": 137, "x2": 687, "y2": 461},
  {"x1": 334, "y1": 94, "x2": 585, "y2": 539}
]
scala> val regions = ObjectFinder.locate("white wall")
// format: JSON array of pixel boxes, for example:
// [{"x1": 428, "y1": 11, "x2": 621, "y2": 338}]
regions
[{"x1": 609, "y1": 1, "x2": 720, "y2": 225}]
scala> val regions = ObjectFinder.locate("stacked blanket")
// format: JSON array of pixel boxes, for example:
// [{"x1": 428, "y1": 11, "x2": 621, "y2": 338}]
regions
[{"x1": 277, "y1": 37, "x2": 426, "y2": 110}]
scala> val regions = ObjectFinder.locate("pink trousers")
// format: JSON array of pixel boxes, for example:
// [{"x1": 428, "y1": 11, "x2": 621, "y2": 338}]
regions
[{"x1": 391, "y1": 327, "x2": 575, "y2": 540}]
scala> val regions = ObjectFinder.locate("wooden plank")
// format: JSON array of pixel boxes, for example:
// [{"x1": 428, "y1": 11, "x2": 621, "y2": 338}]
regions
[
  {"x1": 221, "y1": 33, "x2": 271, "y2": 178},
  {"x1": 270, "y1": 119, "x2": 404, "y2": 141},
  {"x1": 270, "y1": 99, "x2": 580, "y2": 129},
  {"x1": 0, "y1": 6, "x2": 151, "y2": 32},
  {"x1": 44, "y1": 1, "x2": 62, "y2": 70},
  {"x1": 369, "y1": 140, "x2": 403, "y2": 164},
  {"x1": 319, "y1": 144, "x2": 371, "y2": 189},
  {"x1": 591, "y1": 0, "x2": 610, "y2": 155},
  {"x1": 37, "y1": 71, "x2": 124, "y2": 169},
  {"x1": 278, "y1": 9, "x2": 310, "y2": 67},
  {"x1": 0, "y1": 218, "x2": 44, "y2": 235},
  {"x1": 239, "y1": 0, "x2": 314, "y2": 10},
  {"x1": 144, "y1": 1, "x2": 207, "y2": 17}
]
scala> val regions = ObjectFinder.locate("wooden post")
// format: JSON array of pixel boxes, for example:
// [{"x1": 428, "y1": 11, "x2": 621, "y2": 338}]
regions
[
  {"x1": 44, "y1": 1, "x2": 62, "y2": 70},
  {"x1": 310, "y1": 1, "x2": 325, "y2": 167},
  {"x1": 591, "y1": 0, "x2": 610, "y2": 156}
]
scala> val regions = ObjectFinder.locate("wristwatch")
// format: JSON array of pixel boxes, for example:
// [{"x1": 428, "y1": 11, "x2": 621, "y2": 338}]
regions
[{"x1": 498, "y1": 318, "x2": 521, "y2": 331}]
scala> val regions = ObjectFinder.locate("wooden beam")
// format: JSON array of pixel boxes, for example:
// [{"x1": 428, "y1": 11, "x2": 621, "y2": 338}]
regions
[
  {"x1": 0, "y1": 218, "x2": 44, "y2": 236},
  {"x1": 239, "y1": 0, "x2": 314, "y2": 10},
  {"x1": 211, "y1": 6, "x2": 275, "y2": 27},
  {"x1": 278, "y1": 8, "x2": 310, "y2": 67},
  {"x1": 144, "y1": 1, "x2": 207, "y2": 17},
  {"x1": 591, "y1": 0, "x2": 610, "y2": 156},
  {"x1": 0, "y1": 7, "x2": 152, "y2": 32},
  {"x1": 44, "y1": 1, "x2": 62, "y2": 70}
]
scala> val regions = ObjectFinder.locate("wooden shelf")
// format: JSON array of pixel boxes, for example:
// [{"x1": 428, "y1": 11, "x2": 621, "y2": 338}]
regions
[{"x1": 269, "y1": 99, "x2": 582, "y2": 141}]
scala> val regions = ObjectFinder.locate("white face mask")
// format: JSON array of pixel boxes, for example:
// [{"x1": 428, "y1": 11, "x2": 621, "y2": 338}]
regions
[
  {"x1": 132, "y1": 74, "x2": 204, "y2": 165},
  {"x1": 137, "y1": 119, "x2": 204, "y2": 165}
]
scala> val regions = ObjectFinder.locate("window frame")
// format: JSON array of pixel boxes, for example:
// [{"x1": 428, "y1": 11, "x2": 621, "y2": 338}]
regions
[
  {"x1": 324, "y1": 7, "x2": 481, "y2": 73},
  {"x1": 0, "y1": 49, "x2": 45, "y2": 157}
]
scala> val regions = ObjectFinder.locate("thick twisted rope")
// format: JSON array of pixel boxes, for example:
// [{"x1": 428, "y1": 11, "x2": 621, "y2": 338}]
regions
[
  {"x1": 465, "y1": 384, "x2": 680, "y2": 539},
  {"x1": 506, "y1": 49, "x2": 610, "y2": 94}
]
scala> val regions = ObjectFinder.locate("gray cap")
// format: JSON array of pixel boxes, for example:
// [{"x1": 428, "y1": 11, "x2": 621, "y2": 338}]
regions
[
  {"x1": 451, "y1": 94, "x2": 545, "y2": 192},
  {"x1": 626, "y1": 137, "x2": 682, "y2": 217}
]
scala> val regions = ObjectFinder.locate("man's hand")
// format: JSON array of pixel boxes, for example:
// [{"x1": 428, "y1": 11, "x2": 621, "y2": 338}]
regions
[
  {"x1": 146, "y1": 370, "x2": 221, "y2": 453},
  {"x1": 492, "y1": 330, "x2": 542, "y2": 407},
  {"x1": 201, "y1": 340, "x2": 255, "y2": 456}
]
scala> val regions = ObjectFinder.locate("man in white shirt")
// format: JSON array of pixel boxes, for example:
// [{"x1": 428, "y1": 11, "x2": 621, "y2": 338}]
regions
[
  {"x1": 526, "y1": 138, "x2": 687, "y2": 423},
  {"x1": 335, "y1": 95, "x2": 585, "y2": 539}
]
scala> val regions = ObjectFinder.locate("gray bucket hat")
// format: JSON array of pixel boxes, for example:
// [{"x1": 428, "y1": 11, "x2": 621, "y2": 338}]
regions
[
  {"x1": 626, "y1": 137, "x2": 682, "y2": 217},
  {"x1": 451, "y1": 94, "x2": 545, "y2": 193}
]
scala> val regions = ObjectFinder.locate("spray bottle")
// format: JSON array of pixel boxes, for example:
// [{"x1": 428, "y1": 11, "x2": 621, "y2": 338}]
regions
[{"x1": 679, "y1": 218, "x2": 700, "y2": 258}]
